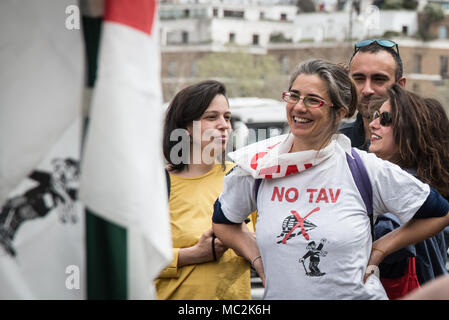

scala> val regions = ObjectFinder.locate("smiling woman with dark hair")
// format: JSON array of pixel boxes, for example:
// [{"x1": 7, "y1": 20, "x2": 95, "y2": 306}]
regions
[{"x1": 368, "y1": 84, "x2": 449, "y2": 298}]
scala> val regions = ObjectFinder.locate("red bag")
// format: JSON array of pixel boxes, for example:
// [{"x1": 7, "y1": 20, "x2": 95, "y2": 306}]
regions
[{"x1": 380, "y1": 257, "x2": 420, "y2": 300}]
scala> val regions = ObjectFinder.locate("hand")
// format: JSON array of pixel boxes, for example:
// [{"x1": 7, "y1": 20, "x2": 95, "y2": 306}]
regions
[
  {"x1": 193, "y1": 229, "x2": 228, "y2": 262},
  {"x1": 177, "y1": 229, "x2": 229, "y2": 267},
  {"x1": 363, "y1": 265, "x2": 380, "y2": 283},
  {"x1": 252, "y1": 256, "x2": 266, "y2": 287},
  {"x1": 211, "y1": 233, "x2": 228, "y2": 261},
  {"x1": 363, "y1": 244, "x2": 385, "y2": 283}
]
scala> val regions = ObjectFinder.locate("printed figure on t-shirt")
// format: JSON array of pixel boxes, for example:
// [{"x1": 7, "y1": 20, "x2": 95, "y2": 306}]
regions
[
  {"x1": 276, "y1": 208, "x2": 319, "y2": 244},
  {"x1": 299, "y1": 238, "x2": 328, "y2": 277}
]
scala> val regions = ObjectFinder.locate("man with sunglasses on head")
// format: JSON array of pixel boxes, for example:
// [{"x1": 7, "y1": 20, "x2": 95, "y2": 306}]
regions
[
  {"x1": 342, "y1": 40, "x2": 449, "y2": 300},
  {"x1": 340, "y1": 39, "x2": 405, "y2": 151}
]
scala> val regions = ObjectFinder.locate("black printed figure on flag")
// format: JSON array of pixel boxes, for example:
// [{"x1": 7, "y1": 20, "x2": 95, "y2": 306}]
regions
[{"x1": 0, "y1": 158, "x2": 79, "y2": 257}]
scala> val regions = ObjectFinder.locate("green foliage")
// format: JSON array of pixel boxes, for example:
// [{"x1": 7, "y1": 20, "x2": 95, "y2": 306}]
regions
[
  {"x1": 418, "y1": 3, "x2": 445, "y2": 41},
  {"x1": 269, "y1": 32, "x2": 292, "y2": 43},
  {"x1": 383, "y1": 30, "x2": 402, "y2": 38},
  {"x1": 424, "y1": 3, "x2": 445, "y2": 22},
  {"x1": 381, "y1": 0, "x2": 418, "y2": 9},
  {"x1": 402, "y1": 0, "x2": 418, "y2": 10},
  {"x1": 197, "y1": 51, "x2": 285, "y2": 98},
  {"x1": 382, "y1": 0, "x2": 403, "y2": 9}
]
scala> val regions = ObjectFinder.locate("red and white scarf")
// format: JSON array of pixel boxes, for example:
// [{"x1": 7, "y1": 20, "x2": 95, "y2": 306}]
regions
[{"x1": 228, "y1": 133, "x2": 352, "y2": 179}]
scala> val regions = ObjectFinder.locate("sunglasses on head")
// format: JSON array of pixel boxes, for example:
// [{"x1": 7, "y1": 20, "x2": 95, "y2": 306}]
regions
[
  {"x1": 373, "y1": 110, "x2": 392, "y2": 126},
  {"x1": 353, "y1": 39, "x2": 400, "y2": 58}
]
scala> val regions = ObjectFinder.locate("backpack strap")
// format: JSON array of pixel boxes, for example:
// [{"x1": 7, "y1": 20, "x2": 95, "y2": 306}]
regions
[
  {"x1": 345, "y1": 148, "x2": 374, "y2": 238},
  {"x1": 165, "y1": 169, "x2": 170, "y2": 198},
  {"x1": 254, "y1": 178, "x2": 262, "y2": 202}
]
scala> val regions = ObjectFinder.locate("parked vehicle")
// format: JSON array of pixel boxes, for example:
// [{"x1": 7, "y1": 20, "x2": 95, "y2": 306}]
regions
[{"x1": 228, "y1": 97, "x2": 289, "y2": 151}]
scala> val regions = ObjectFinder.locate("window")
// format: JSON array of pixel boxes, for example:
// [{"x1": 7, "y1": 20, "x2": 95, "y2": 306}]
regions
[
  {"x1": 402, "y1": 25, "x2": 408, "y2": 36},
  {"x1": 440, "y1": 56, "x2": 448, "y2": 77},
  {"x1": 213, "y1": 8, "x2": 218, "y2": 17},
  {"x1": 229, "y1": 32, "x2": 235, "y2": 43},
  {"x1": 223, "y1": 10, "x2": 244, "y2": 18},
  {"x1": 252, "y1": 34, "x2": 259, "y2": 45},
  {"x1": 260, "y1": 11, "x2": 265, "y2": 20},
  {"x1": 183, "y1": 9, "x2": 190, "y2": 18},
  {"x1": 281, "y1": 55, "x2": 290, "y2": 74},
  {"x1": 191, "y1": 62, "x2": 198, "y2": 77},
  {"x1": 439, "y1": 26, "x2": 448, "y2": 39},
  {"x1": 182, "y1": 31, "x2": 189, "y2": 44},
  {"x1": 280, "y1": 13, "x2": 287, "y2": 21},
  {"x1": 412, "y1": 54, "x2": 422, "y2": 74},
  {"x1": 168, "y1": 61, "x2": 177, "y2": 78}
]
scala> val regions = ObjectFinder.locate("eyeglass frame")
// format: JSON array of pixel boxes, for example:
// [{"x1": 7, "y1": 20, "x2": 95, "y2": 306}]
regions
[
  {"x1": 282, "y1": 91, "x2": 333, "y2": 109},
  {"x1": 372, "y1": 110, "x2": 393, "y2": 126},
  {"x1": 353, "y1": 39, "x2": 400, "y2": 59}
]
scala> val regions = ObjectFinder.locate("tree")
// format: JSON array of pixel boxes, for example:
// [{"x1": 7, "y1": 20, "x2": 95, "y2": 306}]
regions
[
  {"x1": 197, "y1": 50, "x2": 286, "y2": 98},
  {"x1": 269, "y1": 32, "x2": 292, "y2": 43},
  {"x1": 403, "y1": 0, "x2": 418, "y2": 10},
  {"x1": 382, "y1": 0, "x2": 403, "y2": 10},
  {"x1": 418, "y1": 3, "x2": 445, "y2": 41},
  {"x1": 381, "y1": 0, "x2": 417, "y2": 9}
]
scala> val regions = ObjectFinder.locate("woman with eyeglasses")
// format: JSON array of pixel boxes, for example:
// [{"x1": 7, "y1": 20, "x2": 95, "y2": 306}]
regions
[
  {"x1": 368, "y1": 84, "x2": 449, "y2": 299},
  {"x1": 212, "y1": 59, "x2": 449, "y2": 299}
]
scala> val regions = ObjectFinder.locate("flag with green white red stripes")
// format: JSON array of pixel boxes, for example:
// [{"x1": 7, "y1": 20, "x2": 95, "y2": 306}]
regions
[{"x1": 79, "y1": 0, "x2": 172, "y2": 299}]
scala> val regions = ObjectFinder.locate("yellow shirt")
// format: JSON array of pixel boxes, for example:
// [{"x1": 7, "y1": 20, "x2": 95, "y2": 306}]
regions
[{"x1": 155, "y1": 163, "x2": 253, "y2": 300}]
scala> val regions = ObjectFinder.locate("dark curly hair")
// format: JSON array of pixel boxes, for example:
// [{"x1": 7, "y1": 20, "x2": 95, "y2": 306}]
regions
[{"x1": 370, "y1": 84, "x2": 449, "y2": 197}]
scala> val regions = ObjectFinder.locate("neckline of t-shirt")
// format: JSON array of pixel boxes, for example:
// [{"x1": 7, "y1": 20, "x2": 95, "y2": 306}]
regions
[{"x1": 169, "y1": 163, "x2": 223, "y2": 181}]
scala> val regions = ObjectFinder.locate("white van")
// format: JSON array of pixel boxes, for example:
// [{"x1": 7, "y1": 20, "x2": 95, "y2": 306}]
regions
[{"x1": 228, "y1": 97, "x2": 289, "y2": 151}]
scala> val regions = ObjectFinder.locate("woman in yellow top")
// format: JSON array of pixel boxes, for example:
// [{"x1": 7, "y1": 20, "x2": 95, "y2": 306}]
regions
[{"x1": 155, "y1": 80, "x2": 253, "y2": 300}]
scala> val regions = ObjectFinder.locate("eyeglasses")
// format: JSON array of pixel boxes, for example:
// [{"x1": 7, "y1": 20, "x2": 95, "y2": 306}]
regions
[
  {"x1": 282, "y1": 91, "x2": 332, "y2": 109},
  {"x1": 354, "y1": 39, "x2": 400, "y2": 58},
  {"x1": 372, "y1": 110, "x2": 392, "y2": 126}
]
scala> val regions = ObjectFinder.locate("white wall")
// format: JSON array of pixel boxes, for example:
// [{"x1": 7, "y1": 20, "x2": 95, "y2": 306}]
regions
[
  {"x1": 211, "y1": 18, "x2": 293, "y2": 46},
  {"x1": 293, "y1": 10, "x2": 418, "y2": 42},
  {"x1": 160, "y1": 2, "x2": 419, "y2": 47}
]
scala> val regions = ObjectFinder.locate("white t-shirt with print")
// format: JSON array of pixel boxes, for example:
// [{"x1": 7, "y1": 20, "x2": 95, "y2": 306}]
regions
[{"x1": 219, "y1": 137, "x2": 430, "y2": 300}]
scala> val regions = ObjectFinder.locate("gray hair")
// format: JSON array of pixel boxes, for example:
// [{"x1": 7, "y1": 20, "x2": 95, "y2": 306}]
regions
[
  {"x1": 287, "y1": 59, "x2": 359, "y2": 149},
  {"x1": 288, "y1": 59, "x2": 358, "y2": 118}
]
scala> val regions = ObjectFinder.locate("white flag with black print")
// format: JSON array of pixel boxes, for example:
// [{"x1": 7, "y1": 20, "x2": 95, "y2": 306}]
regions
[{"x1": 0, "y1": 0, "x2": 85, "y2": 299}]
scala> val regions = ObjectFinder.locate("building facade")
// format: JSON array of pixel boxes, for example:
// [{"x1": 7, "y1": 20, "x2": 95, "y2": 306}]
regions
[{"x1": 159, "y1": 0, "x2": 449, "y2": 114}]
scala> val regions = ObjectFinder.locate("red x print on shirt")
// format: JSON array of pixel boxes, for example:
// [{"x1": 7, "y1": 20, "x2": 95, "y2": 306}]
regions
[{"x1": 281, "y1": 207, "x2": 320, "y2": 244}]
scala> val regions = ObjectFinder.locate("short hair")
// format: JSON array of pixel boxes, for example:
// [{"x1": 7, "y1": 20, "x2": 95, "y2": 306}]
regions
[
  {"x1": 162, "y1": 80, "x2": 227, "y2": 172},
  {"x1": 350, "y1": 42, "x2": 403, "y2": 81},
  {"x1": 288, "y1": 59, "x2": 359, "y2": 149}
]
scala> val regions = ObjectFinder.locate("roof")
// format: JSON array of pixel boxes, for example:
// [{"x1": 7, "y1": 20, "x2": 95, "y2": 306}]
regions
[{"x1": 228, "y1": 97, "x2": 286, "y2": 124}]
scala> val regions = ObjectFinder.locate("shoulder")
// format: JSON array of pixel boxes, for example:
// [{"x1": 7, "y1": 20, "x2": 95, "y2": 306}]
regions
[
  {"x1": 339, "y1": 113, "x2": 363, "y2": 130},
  {"x1": 352, "y1": 148, "x2": 402, "y2": 179},
  {"x1": 339, "y1": 116, "x2": 367, "y2": 149},
  {"x1": 224, "y1": 161, "x2": 236, "y2": 174},
  {"x1": 339, "y1": 120, "x2": 358, "y2": 132}
]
